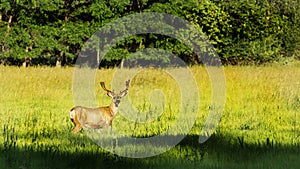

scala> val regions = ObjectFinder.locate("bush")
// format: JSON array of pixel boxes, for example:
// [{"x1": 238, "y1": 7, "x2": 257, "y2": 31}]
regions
[{"x1": 214, "y1": 0, "x2": 300, "y2": 64}]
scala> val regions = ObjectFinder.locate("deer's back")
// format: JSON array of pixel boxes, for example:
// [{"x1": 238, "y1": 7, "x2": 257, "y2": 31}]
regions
[{"x1": 70, "y1": 106, "x2": 113, "y2": 128}]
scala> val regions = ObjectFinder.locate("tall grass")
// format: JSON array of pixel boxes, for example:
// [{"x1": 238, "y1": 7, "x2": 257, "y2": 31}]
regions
[{"x1": 0, "y1": 65, "x2": 299, "y2": 169}]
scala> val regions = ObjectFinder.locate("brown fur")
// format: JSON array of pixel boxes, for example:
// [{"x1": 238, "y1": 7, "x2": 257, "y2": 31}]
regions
[{"x1": 69, "y1": 80, "x2": 130, "y2": 134}]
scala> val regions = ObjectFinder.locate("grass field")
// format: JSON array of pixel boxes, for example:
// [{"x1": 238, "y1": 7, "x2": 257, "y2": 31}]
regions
[{"x1": 0, "y1": 64, "x2": 299, "y2": 169}]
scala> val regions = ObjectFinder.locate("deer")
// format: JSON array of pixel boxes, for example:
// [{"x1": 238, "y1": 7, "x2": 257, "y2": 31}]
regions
[{"x1": 69, "y1": 80, "x2": 130, "y2": 134}]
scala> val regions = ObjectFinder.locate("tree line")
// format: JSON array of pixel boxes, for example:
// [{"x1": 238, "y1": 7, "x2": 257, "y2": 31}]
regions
[{"x1": 0, "y1": 0, "x2": 299, "y2": 67}]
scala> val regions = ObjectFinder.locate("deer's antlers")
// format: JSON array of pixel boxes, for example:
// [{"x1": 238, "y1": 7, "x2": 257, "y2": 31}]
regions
[
  {"x1": 100, "y1": 82, "x2": 111, "y2": 93},
  {"x1": 100, "y1": 80, "x2": 130, "y2": 96},
  {"x1": 119, "y1": 80, "x2": 130, "y2": 96}
]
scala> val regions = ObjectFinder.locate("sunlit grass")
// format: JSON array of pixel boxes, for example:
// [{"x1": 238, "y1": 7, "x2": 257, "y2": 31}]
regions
[
  {"x1": 221, "y1": 66, "x2": 300, "y2": 146},
  {"x1": 0, "y1": 65, "x2": 299, "y2": 168}
]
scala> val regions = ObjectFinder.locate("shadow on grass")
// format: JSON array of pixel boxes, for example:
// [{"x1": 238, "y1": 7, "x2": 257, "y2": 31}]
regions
[{"x1": 1, "y1": 131, "x2": 299, "y2": 169}]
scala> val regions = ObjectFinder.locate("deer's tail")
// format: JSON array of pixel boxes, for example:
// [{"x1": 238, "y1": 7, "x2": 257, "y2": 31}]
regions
[{"x1": 69, "y1": 107, "x2": 76, "y2": 123}]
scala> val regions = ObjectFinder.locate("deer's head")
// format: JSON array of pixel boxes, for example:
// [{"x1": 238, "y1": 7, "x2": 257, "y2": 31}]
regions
[{"x1": 100, "y1": 80, "x2": 130, "y2": 108}]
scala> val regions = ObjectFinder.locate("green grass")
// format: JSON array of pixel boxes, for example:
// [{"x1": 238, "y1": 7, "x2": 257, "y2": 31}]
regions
[{"x1": 0, "y1": 65, "x2": 299, "y2": 169}]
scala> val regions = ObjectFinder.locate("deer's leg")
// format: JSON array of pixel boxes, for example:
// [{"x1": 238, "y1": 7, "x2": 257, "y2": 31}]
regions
[
  {"x1": 110, "y1": 122, "x2": 113, "y2": 132},
  {"x1": 72, "y1": 115, "x2": 82, "y2": 134},
  {"x1": 73, "y1": 125, "x2": 82, "y2": 134}
]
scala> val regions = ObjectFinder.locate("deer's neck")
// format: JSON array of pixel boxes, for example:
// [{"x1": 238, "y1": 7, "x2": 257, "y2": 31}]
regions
[{"x1": 109, "y1": 102, "x2": 119, "y2": 117}]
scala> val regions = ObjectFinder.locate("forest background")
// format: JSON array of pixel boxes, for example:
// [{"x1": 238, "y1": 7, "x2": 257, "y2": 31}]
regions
[{"x1": 0, "y1": 0, "x2": 299, "y2": 67}]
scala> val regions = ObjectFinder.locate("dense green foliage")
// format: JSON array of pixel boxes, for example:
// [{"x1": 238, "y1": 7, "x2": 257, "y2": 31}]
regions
[
  {"x1": 0, "y1": 0, "x2": 299, "y2": 66},
  {"x1": 0, "y1": 65, "x2": 299, "y2": 168}
]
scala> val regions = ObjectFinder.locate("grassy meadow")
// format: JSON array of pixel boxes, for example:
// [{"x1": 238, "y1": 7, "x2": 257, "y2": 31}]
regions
[{"x1": 0, "y1": 64, "x2": 299, "y2": 169}]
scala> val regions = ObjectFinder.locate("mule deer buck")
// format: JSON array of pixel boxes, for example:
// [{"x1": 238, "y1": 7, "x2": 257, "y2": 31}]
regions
[{"x1": 69, "y1": 80, "x2": 130, "y2": 134}]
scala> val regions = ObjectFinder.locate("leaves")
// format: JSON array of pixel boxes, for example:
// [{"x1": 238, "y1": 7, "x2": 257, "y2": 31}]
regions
[{"x1": 0, "y1": 0, "x2": 299, "y2": 66}]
